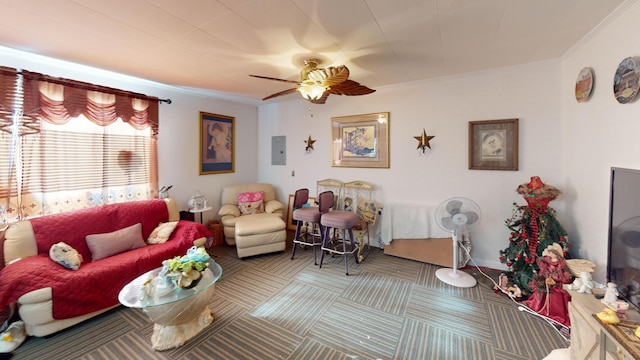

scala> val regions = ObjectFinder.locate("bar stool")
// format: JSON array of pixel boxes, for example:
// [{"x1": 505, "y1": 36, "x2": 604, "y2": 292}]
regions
[
  {"x1": 291, "y1": 188, "x2": 324, "y2": 265},
  {"x1": 319, "y1": 191, "x2": 360, "y2": 275}
]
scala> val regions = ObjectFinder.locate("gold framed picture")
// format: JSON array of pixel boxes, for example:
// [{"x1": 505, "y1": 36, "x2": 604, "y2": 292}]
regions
[{"x1": 331, "y1": 112, "x2": 389, "y2": 168}]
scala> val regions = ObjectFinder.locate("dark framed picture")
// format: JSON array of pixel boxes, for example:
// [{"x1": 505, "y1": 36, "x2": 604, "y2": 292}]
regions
[
  {"x1": 331, "y1": 112, "x2": 389, "y2": 168},
  {"x1": 469, "y1": 118, "x2": 518, "y2": 171},
  {"x1": 199, "y1": 112, "x2": 234, "y2": 174}
]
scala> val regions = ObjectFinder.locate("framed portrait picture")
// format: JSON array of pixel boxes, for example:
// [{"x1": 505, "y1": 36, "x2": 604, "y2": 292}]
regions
[
  {"x1": 469, "y1": 118, "x2": 518, "y2": 171},
  {"x1": 331, "y1": 112, "x2": 389, "y2": 168},
  {"x1": 286, "y1": 194, "x2": 317, "y2": 231},
  {"x1": 199, "y1": 112, "x2": 234, "y2": 174}
]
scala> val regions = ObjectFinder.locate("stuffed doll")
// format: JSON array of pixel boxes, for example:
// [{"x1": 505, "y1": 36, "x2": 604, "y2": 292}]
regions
[
  {"x1": 523, "y1": 243, "x2": 573, "y2": 326},
  {"x1": 343, "y1": 197, "x2": 353, "y2": 212}
]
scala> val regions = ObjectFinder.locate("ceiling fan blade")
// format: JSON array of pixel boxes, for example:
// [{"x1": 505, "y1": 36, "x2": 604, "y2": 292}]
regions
[
  {"x1": 249, "y1": 74, "x2": 299, "y2": 84},
  {"x1": 262, "y1": 88, "x2": 298, "y2": 100},
  {"x1": 327, "y1": 79, "x2": 376, "y2": 96},
  {"x1": 307, "y1": 65, "x2": 349, "y2": 87}
]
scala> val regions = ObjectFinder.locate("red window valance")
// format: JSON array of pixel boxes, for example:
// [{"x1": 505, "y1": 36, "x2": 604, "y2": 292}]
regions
[
  {"x1": 0, "y1": 67, "x2": 19, "y2": 134},
  {"x1": 21, "y1": 70, "x2": 159, "y2": 137}
]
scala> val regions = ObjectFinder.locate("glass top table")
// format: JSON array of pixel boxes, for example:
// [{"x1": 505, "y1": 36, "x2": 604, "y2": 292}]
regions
[
  {"x1": 119, "y1": 260, "x2": 222, "y2": 308},
  {"x1": 118, "y1": 259, "x2": 223, "y2": 351}
]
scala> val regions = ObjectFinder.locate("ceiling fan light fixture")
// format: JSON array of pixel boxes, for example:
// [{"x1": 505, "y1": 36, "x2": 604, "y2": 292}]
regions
[
  {"x1": 251, "y1": 58, "x2": 374, "y2": 104},
  {"x1": 298, "y1": 83, "x2": 326, "y2": 100}
]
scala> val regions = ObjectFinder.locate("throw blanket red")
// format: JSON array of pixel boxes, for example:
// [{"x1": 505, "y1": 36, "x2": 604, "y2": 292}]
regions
[
  {"x1": 0, "y1": 221, "x2": 211, "y2": 319},
  {"x1": 31, "y1": 199, "x2": 170, "y2": 263}
]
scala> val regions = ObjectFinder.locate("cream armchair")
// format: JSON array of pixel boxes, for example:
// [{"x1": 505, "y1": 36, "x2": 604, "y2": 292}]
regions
[{"x1": 218, "y1": 183, "x2": 285, "y2": 245}]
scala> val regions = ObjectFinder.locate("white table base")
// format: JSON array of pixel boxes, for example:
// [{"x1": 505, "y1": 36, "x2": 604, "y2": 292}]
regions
[{"x1": 151, "y1": 308, "x2": 214, "y2": 351}]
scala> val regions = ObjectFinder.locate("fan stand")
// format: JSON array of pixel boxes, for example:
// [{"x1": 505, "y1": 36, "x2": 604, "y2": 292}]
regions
[{"x1": 435, "y1": 230, "x2": 477, "y2": 288}]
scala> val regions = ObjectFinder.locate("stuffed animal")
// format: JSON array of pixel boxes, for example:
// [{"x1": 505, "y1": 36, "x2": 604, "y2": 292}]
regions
[
  {"x1": 569, "y1": 271, "x2": 603, "y2": 294},
  {"x1": 49, "y1": 242, "x2": 83, "y2": 270},
  {"x1": 0, "y1": 320, "x2": 26, "y2": 353}
]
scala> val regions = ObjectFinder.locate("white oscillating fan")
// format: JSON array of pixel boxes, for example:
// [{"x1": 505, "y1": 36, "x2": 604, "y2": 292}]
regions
[{"x1": 434, "y1": 197, "x2": 482, "y2": 288}]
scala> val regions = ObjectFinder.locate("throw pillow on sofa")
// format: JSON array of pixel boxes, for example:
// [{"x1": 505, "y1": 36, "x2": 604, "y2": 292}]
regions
[
  {"x1": 49, "y1": 242, "x2": 83, "y2": 270},
  {"x1": 238, "y1": 191, "x2": 265, "y2": 215},
  {"x1": 85, "y1": 223, "x2": 146, "y2": 261},
  {"x1": 147, "y1": 221, "x2": 179, "y2": 244}
]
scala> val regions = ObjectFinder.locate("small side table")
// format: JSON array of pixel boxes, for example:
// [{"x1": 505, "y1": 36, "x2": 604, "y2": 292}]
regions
[{"x1": 189, "y1": 206, "x2": 212, "y2": 224}]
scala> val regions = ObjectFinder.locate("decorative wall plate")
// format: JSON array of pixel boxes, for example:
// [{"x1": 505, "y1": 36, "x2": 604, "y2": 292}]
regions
[
  {"x1": 613, "y1": 57, "x2": 640, "y2": 104},
  {"x1": 575, "y1": 67, "x2": 594, "y2": 103}
]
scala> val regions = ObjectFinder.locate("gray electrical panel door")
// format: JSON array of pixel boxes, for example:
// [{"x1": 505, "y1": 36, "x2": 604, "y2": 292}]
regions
[{"x1": 272, "y1": 136, "x2": 286, "y2": 165}]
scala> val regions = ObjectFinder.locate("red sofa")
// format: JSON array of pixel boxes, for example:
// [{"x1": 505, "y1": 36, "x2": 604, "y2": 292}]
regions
[{"x1": 0, "y1": 198, "x2": 211, "y2": 337}]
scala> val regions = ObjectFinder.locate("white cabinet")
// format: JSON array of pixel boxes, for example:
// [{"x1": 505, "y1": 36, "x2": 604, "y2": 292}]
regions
[{"x1": 569, "y1": 291, "x2": 640, "y2": 360}]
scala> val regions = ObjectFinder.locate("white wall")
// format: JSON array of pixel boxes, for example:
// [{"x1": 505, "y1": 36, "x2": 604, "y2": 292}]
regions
[
  {"x1": 0, "y1": 47, "x2": 260, "y2": 220},
  {"x1": 256, "y1": 1, "x2": 640, "y2": 275},
  {"x1": 155, "y1": 92, "x2": 258, "y2": 217},
  {"x1": 561, "y1": 1, "x2": 640, "y2": 282},
  {"x1": 257, "y1": 61, "x2": 564, "y2": 269}
]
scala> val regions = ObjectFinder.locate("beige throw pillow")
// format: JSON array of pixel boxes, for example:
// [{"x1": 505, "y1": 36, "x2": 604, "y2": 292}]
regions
[
  {"x1": 85, "y1": 223, "x2": 146, "y2": 261},
  {"x1": 147, "y1": 221, "x2": 179, "y2": 244}
]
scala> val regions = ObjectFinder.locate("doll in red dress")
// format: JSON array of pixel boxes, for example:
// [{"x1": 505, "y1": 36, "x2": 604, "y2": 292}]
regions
[{"x1": 523, "y1": 243, "x2": 573, "y2": 326}]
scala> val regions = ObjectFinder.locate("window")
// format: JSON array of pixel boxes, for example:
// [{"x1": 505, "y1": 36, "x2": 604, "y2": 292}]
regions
[{"x1": 0, "y1": 67, "x2": 159, "y2": 223}]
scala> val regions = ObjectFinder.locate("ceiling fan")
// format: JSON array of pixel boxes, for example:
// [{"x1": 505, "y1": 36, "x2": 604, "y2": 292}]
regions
[{"x1": 249, "y1": 59, "x2": 375, "y2": 104}]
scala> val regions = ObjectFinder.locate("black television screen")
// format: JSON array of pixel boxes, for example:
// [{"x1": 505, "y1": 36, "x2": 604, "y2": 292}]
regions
[{"x1": 607, "y1": 167, "x2": 640, "y2": 310}]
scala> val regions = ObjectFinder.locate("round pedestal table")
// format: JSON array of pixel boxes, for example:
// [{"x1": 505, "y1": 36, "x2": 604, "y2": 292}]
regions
[{"x1": 118, "y1": 260, "x2": 222, "y2": 351}]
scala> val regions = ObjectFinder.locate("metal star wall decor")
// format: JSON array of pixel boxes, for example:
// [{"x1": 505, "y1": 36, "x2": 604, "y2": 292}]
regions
[
  {"x1": 414, "y1": 128, "x2": 435, "y2": 153},
  {"x1": 305, "y1": 135, "x2": 316, "y2": 152}
]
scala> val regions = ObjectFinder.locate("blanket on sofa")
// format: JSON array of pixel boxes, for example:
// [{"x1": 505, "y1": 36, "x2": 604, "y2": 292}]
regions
[
  {"x1": 31, "y1": 199, "x2": 171, "y2": 262},
  {"x1": 0, "y1": 221, "x2": 211, "y2": 319}
]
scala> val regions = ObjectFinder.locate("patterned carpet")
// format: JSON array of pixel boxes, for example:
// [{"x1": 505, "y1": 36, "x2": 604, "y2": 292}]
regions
[{"x1": 10, "y1": 237, "x2": 569, "y2": 360}]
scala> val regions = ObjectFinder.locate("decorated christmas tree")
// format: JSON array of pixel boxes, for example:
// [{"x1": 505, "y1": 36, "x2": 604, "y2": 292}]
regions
[{"x1": 499, "y1": 176, "x2": 570, "y2": 293}]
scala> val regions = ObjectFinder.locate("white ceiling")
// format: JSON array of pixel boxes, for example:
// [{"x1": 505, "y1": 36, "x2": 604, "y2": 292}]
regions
[{"x1": 0, "y1": 0, "x2": 629, "y2": 104}]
